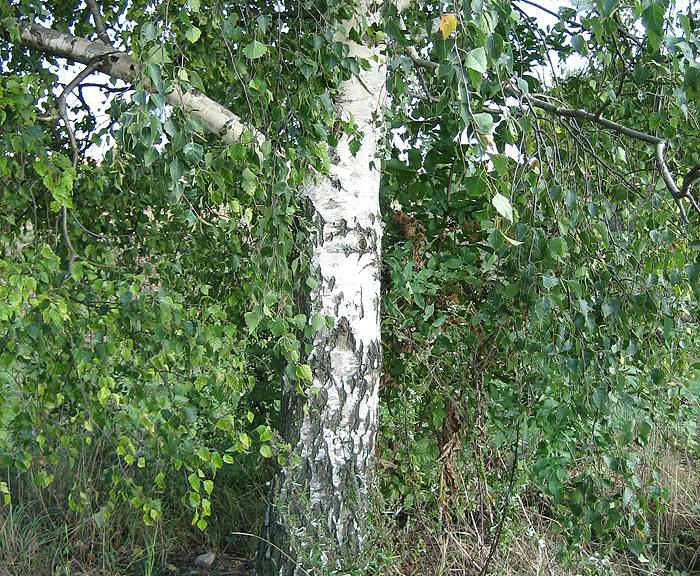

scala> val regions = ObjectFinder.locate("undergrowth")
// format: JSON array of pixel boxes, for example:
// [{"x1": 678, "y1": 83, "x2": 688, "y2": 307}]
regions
[
  {"x1": 368, "y1": 435, "x2": 700, "y2": 576},
  {"x1": 0, "y1": 458, "x2": 269, "y2": 576},
  {"x1": 0, "y1": 429, "x2": 698, "y2": 576}
]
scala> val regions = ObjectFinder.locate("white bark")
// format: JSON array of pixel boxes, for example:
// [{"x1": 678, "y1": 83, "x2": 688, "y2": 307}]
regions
[
  {"x1": 18, "y1": 23, "x2": 262, "y2": 145},
  {"x1": 258, "y1": 7, "x2": 386, "y2": 575}
]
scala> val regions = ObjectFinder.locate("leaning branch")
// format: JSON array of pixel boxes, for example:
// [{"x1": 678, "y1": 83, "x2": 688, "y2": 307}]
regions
[
  {"x1": 405, "y1": 38, "x2": 694, "y2": 220},
  {"x1": 18, "y1": 22, "x2": 264, "y2": 146},
  {"x1": 507, "y1": 89, "x2": 694, "y2": 220}
]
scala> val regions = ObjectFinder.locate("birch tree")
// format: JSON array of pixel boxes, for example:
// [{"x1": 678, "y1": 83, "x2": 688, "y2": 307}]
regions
[
  {"x1": 2, "y1": 0, "x2": 700, "y2": 574},
  {"x1": 4, "y1": 1, "x2": 389, "y2": 573}
]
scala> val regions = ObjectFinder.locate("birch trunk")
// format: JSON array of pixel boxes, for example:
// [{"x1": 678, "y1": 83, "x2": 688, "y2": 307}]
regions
[{"x1": 256, "y1": 9, "x2": 386, "y2": 576}]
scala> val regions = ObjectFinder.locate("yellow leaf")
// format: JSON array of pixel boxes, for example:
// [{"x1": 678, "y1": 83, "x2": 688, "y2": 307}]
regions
[{"x1": 439, "y1": 14, "x2": 458, "y2": 39}]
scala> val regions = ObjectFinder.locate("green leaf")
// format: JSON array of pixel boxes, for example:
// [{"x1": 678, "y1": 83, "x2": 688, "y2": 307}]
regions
[
  {"x1": 599, "y1": 0, "x2": 619, "y2": 17},
  {"x1": 464, "y1": 47, "x2": 487, "y2": 73},
  {"x1": 641, "y1": 2, "x2": 665, "y2": 38},
  {"x1": 602, "y1": 301, "x2": 614, "y2": 317},
  {"x1": 188, "y1": 473, "x2": 201, "y2": 492},
  {"x1": 547, "y1": 237, "x2": 568, "y2": 262},
  {"x1": 185, "y1": 26, "x2": 201, "y2": 43},
  {"x1": 142, "y1": 23, "x2": 158, "y2": 41},
  {"x1": 169, "y1": 158, "x2": 184, "y2": 182},
  {"x1": 244, "y1": 310, "x2": 263, "y2": 332},
  {"x1": 256, "y1": 425, "x2": 272, "y2": 442},
  {"x1": 628, "y1": 539, "x2": 644, "y2": 558},
  {"x1": 571, "y1": 34, "x2": 587, "y2": 56},
  {"x1": 243, "y1": 40, "x2": 268, "y2": 60},
  {"x1": 295, "y1": 363, "x2": 312, "y2": 382},
  {"x1": 542, "y1": 273, "x2": 559, "y2": 290},
  {"x1": 485, "y1": 33, "x2": 504, "y2": 60},
  {"x1": 296, "y1": 58, "x2": 317, "y2": 80},
  {"x1": 310, "y1": 313, "x2": 326, "y2": 332},
  {"x1": 260, "y1": 444, "x2": 272, "y2": 458},
  {"x1": 492, "y1": 193, "x2": 513, "y2": 223},
  {"x1": 473, "y1": 112, "x2": 493, "y2": 134},
  {"x1": 146, "y1": 45, "x2": 171, "y2": 64}
]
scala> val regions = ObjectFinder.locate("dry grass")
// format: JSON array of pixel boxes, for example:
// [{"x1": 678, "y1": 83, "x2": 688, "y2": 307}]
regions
[
  {"x1": 650, "y1": 446, "x2": 700, "y2": 574},
  {"x1": 0, "y1": 463, "x2": 268, "y2": 576},
  {"x1": 371, "y1": 439, "x2": 700, "y2": 576}
]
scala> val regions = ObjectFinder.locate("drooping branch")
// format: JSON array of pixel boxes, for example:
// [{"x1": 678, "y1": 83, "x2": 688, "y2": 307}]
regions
[
  {"x1": 508, "y1": 89, "x2": 661, "y2": 144},
  {"x1": 404, "y1": 40, "x2": 694, "y2": 220},
  {"x1": 18, "y1": 22, "x2": 264, "y2": 146},
  {"x1": 507, "y1": 89, "x2": 693, "y2": 221}
]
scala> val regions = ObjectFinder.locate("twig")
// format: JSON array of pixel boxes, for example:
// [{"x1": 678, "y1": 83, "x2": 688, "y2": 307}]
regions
[
  {"x1": 56, "y1": 60, "x2": 101, "y2": 273},
  {"x1": 415, "y1": 66, "x2": 437, "y2": 102},
  {"x1": 85, "y1": 0, "x2": 112, "y2": 45},
  {"x1": 60, "y1": 206, "x2": 77, "y2": 274},
  {"x1": 397, "y1": 14, "x2": 438, "y2": 72},
  {"x1": 681, "y1": 163, "x2": 700, "y2": 199},
  {"x1": 479, "y1": 419, "x2": 521, "y2": 576},
  {"x1": 515, "y1": 0, "x2": 560, "y2": 21},
  {"x1": 77, "y1": 82, "x2": 129, "y2": 92},
  {"x1": 57, "y1": 62, "x2": 101, "y2": 170}
]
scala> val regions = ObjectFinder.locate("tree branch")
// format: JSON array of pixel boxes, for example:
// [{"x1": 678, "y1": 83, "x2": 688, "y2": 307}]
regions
[
  {"x1": 403, "y1": 33, "x2": 692, "y2": 218},
  {"x1": 507, "y1": 88, "x2": 692, "y2": 220},
  {"x1": 58, "y1": 62, "x2": 101, "y2": 170},
  {"x1": 56, "y1": 61, "x2": 101, "y2": 274},
  {"x1": 18, "y1": 22, "x2": 264, "y2": 146},
  {"x1": 507, "y1": 89, "x2": 661, "y2": 144},
  {"x1": 85, "y1": 0, "x2": 112, "y2": 45}
]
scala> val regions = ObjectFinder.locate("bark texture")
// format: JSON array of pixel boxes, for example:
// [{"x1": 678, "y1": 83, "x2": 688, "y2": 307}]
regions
[{"x1": 256, "y1": 9, "x2": 386, "y2": 576}]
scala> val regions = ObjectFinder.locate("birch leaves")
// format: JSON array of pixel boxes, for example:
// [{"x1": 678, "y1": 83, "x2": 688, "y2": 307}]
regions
[{"x1": 438, "y1": 13, "x2": 458, "y2": 39}]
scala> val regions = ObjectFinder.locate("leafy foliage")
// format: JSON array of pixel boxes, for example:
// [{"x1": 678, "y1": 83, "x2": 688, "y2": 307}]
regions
[
  {"x1": 379, "y1": 0, "x2": 700, "y2": 566},
  {"x1": 1, "y1": 0, "x2": 700, "y2": 573}
]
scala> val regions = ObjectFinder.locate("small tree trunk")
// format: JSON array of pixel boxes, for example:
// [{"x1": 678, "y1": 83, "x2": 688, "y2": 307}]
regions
[{"x1": 257, "y1": 14, "x2": 386, "y2": 576}]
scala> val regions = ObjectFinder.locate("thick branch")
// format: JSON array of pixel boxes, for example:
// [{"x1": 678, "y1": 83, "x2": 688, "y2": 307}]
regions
[{"x1": 18, "y1": 22, "x2": 263, "y2": 146}]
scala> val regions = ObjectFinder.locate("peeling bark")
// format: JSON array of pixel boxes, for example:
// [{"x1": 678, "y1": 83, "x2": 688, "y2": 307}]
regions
[{"x1": 257, "y1": 11, "x2": 386, "y2": 576}]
